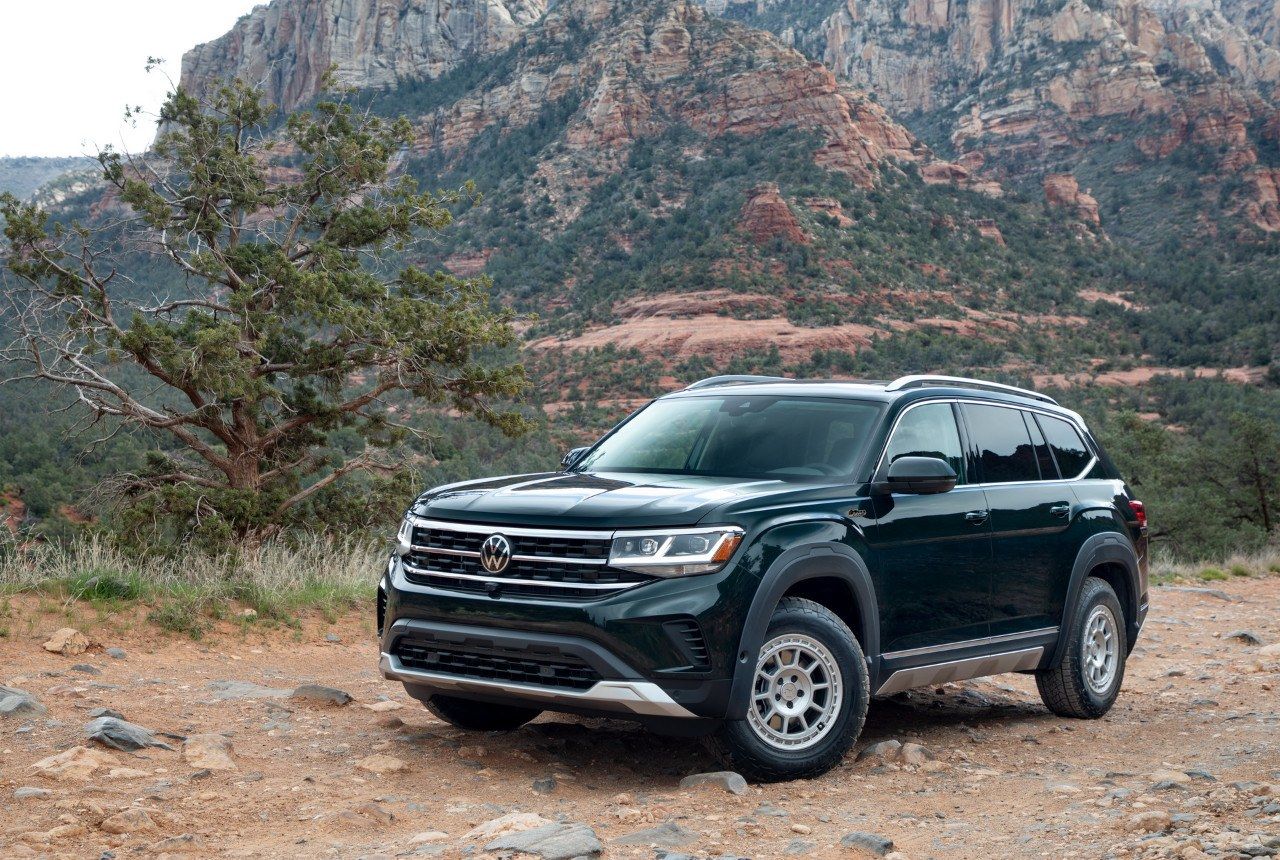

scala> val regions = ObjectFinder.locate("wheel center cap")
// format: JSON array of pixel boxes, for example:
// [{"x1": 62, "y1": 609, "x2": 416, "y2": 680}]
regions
[{"x1": 780, "y1": 682, "x2": 799, "y2": 702}]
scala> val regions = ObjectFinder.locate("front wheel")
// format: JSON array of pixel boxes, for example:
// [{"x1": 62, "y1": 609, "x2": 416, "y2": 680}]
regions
[
  {"x1": 1036, "y1": 577, "x2": 1128, "y2": 718},
  {"x1": 708, "y1": 597, "x2": 869, "y2": 782}
]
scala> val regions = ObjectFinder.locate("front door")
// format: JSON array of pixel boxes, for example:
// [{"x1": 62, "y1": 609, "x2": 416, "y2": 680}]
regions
[{"x1": 866, "y1": 401, "x2": 993, "y2": 654}]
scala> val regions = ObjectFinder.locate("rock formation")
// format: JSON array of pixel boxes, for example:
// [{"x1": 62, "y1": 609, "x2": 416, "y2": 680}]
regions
[
  {"x1": 709, "y1": 0, "x2": 1280, "y2": 231},
  {"x1": 741, "y1": 183, "x2": 810, "y2": 245},
  {"x1": 1043, "y1": 174, "x2": 1101, "y2": 226},
  {"x1": 179, "y1": 0, "x2": 548, "y2": 113}
]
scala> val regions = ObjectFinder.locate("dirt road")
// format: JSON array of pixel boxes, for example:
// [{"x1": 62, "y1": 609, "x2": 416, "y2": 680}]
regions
[{"x1": 3, "y1": 578, "x2": 1278, "y2": 859}]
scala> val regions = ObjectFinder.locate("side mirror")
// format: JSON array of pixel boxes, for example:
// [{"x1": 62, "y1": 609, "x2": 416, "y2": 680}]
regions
[
  {"x1": 561, "y1": 446, "x2": 590, "y2": 470},
  {"x1": 875, "y1": 456, "x2": 957, "y2": 495}
]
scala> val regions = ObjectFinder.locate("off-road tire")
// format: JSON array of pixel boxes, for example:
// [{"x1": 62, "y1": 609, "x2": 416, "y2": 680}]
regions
[
  {"x1": 423, "y1": 694, "x2": 541, "y2": 731},
  {"x1": 1036, "y1": 577, "x2": 1127, "y2": 718},
  {"x1": 708, "y1": 597, "x2": 869, "y2": 782}
]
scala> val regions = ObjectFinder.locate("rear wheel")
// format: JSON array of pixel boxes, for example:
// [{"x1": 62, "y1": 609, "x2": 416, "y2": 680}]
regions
[
  {"x1": 422, "y1": 693, "x2": 541, "y2": 731},
  {"x1": 1036, "y1": 577, "x2": 1127, "y2": 718},
  {"x1": 708, "y1": 597, "x2": 869, "y2": 782}
]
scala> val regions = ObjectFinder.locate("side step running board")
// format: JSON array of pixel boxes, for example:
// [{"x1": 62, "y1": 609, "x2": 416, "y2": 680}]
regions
[{"x1": 874, "y1": 646, "x2": 1044, "y2": 696}]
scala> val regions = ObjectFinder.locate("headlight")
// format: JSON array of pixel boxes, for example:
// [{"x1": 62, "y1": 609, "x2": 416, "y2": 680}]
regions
[
  {"x1": 609, "y1": 527, "x2": 744, "y2": 577},
  {"x1": 395, "y1": 515, "x2": 414, "y2": 557}
]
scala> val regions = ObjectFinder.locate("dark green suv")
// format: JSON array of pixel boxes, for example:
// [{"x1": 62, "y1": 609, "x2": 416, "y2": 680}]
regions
[{"x1": 378, "y1": 376, "x2": 1149, "y2": 781}]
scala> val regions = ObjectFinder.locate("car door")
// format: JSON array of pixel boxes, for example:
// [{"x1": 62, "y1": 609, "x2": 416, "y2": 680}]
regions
[
  {"x1": 960, "y1": 403, "x2": 1075, "y2": 637},
  {"x1": 866, "y1": 401, "x2": 993, "y2": 653}
]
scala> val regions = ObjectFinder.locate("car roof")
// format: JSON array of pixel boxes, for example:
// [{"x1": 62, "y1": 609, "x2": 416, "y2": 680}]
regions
[{"x1": 664, "y1": 376, "x2": 1088, "y2": 425}]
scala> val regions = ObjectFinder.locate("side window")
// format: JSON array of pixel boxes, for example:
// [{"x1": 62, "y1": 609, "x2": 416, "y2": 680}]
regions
[
  {"x1": 1025, "y1": 411, "x2": 1058, "y2": 479},
  {"x1": 963, "y1": 404, "x2": 1039, "y2": 483},
  {"x1": 883, "y1": 403, "x2": 965, "y2": 483},
  {"x1": 1038, "y1": 415, "x2": 1093, "y2": 478}
]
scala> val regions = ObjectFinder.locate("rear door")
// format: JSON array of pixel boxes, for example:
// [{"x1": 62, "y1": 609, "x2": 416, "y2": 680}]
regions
[
  {"x1": 960, "y1": 403, "x2": 1075, "y2": 637},
  {"x1": 867, "y1": 401, "x2": 993, "y2": 653}
]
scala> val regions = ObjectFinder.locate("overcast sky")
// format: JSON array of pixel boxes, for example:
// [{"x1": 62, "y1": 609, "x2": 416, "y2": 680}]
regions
[{"x1": 0, "y1": 0, "x2": 264, "y2": 157}]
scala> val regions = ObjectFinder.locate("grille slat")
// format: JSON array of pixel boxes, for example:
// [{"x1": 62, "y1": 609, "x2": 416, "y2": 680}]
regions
[
  {"x1": 405, "y1": 523, "x2": 649, "y2": 600},
  {"x1": 664, "y1": 618, "x2": 711, "y2": 669},
  {"x1": 394, "y1": 640, "x2": 601, "y2": 691}
]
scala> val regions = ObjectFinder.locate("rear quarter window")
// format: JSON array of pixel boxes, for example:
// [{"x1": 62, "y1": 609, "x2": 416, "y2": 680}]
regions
[{"x1": 1038, "y1": 415, "x2": 1093, "y2": 478}]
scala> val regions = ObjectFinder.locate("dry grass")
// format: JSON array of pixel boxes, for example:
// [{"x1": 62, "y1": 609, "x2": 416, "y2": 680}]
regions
[
  {"x1": 1150, "y1": 546, "x2": 1280, "y2": 585},
  {"x1": 0, "y1": 534, "x2": 384, "y2": 637}
]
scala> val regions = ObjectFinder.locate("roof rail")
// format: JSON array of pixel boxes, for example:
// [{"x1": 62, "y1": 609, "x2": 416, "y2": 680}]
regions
[
  {"x1": 684, "y1": 375, "x2": 794, "y2": 391},
  {"x1": 884, "y1": 375, "x2": 1058, "y2": 405}
]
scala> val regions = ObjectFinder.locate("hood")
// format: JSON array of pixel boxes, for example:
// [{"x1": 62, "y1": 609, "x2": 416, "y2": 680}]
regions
[{"x1": 411, "y1": 470, "x2": 828, "y2": 529}]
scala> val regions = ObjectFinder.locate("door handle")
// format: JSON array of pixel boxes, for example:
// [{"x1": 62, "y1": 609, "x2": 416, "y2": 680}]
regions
[
  {"x1": 964, "y1": 510, "x2": 990, "y2": 525},
  {"x1": 1050, "y1": 504, "x2": 1071, "y2": 519}
]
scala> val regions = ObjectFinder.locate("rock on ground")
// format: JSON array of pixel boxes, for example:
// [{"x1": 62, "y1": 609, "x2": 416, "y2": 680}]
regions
[
  {"x1": 464, "y1": 813, "x2": 553, "y2": 841},
  {"x1": 1225, "y1": 629, "x2": 1265, "y2": 645},
  {"x1": 42, "y1": 627, "x2": 90, "y2": 656},
  {"x1": 899, "y1": 742, "x2": 935, "y2": 765},
  {"x1": 678, "y1": 770, "x2": 749, "y2": 796},
  {"x1": 0, "y1": 686, "x2": 45, "y2": 718},
  {"x1": 289, "y1": 684, "x2": 353, "y2": 706},
  {"x1": 31, "y1": 746, "x2": 109, "y2": 781},
  {"x1": 857, "y1": 740, "x2": 902, "y2": 762},
  {"x1": 841, "y1": 832, "x2": 895, "y2": 856},
  {"x1": 183, "y1": 734, "x2": 236, "y2": 770},
  {"x1": 84, "y1": 716, "x2": 174, "y2": 752},
  {"x1": 100, "y1": 806, "x2": 157, "y2": 834},
  {"x1": 19, "y1": 822, "x2": 87, "y2": 843},
  {"x1": 1127, "y1": 810, "x2": 1172, "y2": 832},
  {"x1": 13, "y1": 787, "x2": 52, "y2": 799},
  {"x1": 614, "y1": 822, "x2": 699, "y2": 848},
  {"x1": 486, "y1": 822, "x2": 603, "y2": 859},
  {"x1": 364, "y1": 699, "x2": 403, "y2": 712},
  {"x1": 355, "y1": 754, "x2": 407, "y2": 775}
]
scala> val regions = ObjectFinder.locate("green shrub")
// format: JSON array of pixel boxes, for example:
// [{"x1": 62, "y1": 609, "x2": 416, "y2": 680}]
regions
[
  {"x1": 1199, "y1": 568, "x2": 1227, "y2": 581},
  {"x1": 1229, "y1": 564, "x2": 1252, "y2": 577},
  {"x1": 147, "y1": 596, "x2": 209, "y2": 639},
  {"x1": 66, "y1": 568, "x2": 142, "y2": 602}
]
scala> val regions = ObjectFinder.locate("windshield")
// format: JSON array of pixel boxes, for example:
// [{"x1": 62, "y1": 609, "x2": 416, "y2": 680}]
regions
[{"x1": 575, "y1": 395, "x2": 883, "y2": 480}]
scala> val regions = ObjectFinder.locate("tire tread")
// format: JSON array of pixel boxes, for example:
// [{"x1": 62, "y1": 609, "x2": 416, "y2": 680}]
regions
[
  {"x1": 1036, "y1": 577, "x2": 1126, "y2": 719},
  {"x1": 707, "y1": 597, "x2": 869, "y2": 782}
]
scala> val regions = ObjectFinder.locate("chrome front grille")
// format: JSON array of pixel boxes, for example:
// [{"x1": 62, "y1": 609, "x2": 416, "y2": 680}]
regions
[{"x1": 402, "y1": 519, "x2": 650, "y2": 599}]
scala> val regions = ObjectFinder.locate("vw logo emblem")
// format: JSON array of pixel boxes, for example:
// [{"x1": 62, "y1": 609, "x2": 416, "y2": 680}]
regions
[{"x1": 480, "y1": 534, "x2": 512, "y2": 573}]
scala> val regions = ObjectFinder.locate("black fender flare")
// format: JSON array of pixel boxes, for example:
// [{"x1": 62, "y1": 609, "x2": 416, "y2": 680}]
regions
[
  {"x1": 1050, "y1": 531, "x2": 1141, "y2": 665},
  {"x1": 725, "y1": 542, "x2": 879, "y2": 720}
]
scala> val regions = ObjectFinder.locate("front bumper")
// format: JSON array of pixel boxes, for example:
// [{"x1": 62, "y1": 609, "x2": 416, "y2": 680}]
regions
[
  {"x1": 380, "y1": 650, "x2": 695, "y2": 718},
  {"x1": 381, "y1": 553, "x2": 748, "y2": 721}
]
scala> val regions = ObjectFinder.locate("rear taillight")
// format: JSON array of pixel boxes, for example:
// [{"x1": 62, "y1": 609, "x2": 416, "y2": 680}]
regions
[{"x1": 1129, "y1": 500, "x2": 1147, "y2": 528}]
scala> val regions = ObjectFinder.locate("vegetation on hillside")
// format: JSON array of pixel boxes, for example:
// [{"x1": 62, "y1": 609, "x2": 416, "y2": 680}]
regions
[
  {"x1": 1, "y1": 81, "x2": 529, "y2": 550},
  {"x1": 0, "y1": 155, "x2": 94, "y2": 201}
]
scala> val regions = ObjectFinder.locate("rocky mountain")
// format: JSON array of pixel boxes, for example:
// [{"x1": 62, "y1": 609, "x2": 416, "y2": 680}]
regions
[
  {"x1": 339, "y1": 0, "x2": 1158, "y2": 375},
  {"x1": 710, "y1": 0, "x2": 1280, "y2": 237},
  {"x1": 179, "y1": 0, "x2": 547, "y2": 114},
  {"x1": 50, "y1": 0, "x2": 1280, "y2": 381}
]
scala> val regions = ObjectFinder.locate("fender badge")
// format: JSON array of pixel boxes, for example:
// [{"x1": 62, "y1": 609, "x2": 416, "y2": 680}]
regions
[{"x1": 846, "y1": 507, "x2": 867, "y2": 518}]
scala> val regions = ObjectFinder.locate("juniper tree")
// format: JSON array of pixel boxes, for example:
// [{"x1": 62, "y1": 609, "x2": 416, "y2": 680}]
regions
[{"x1": 0, "y1": 80, "x2": 528, "y2": 547}]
